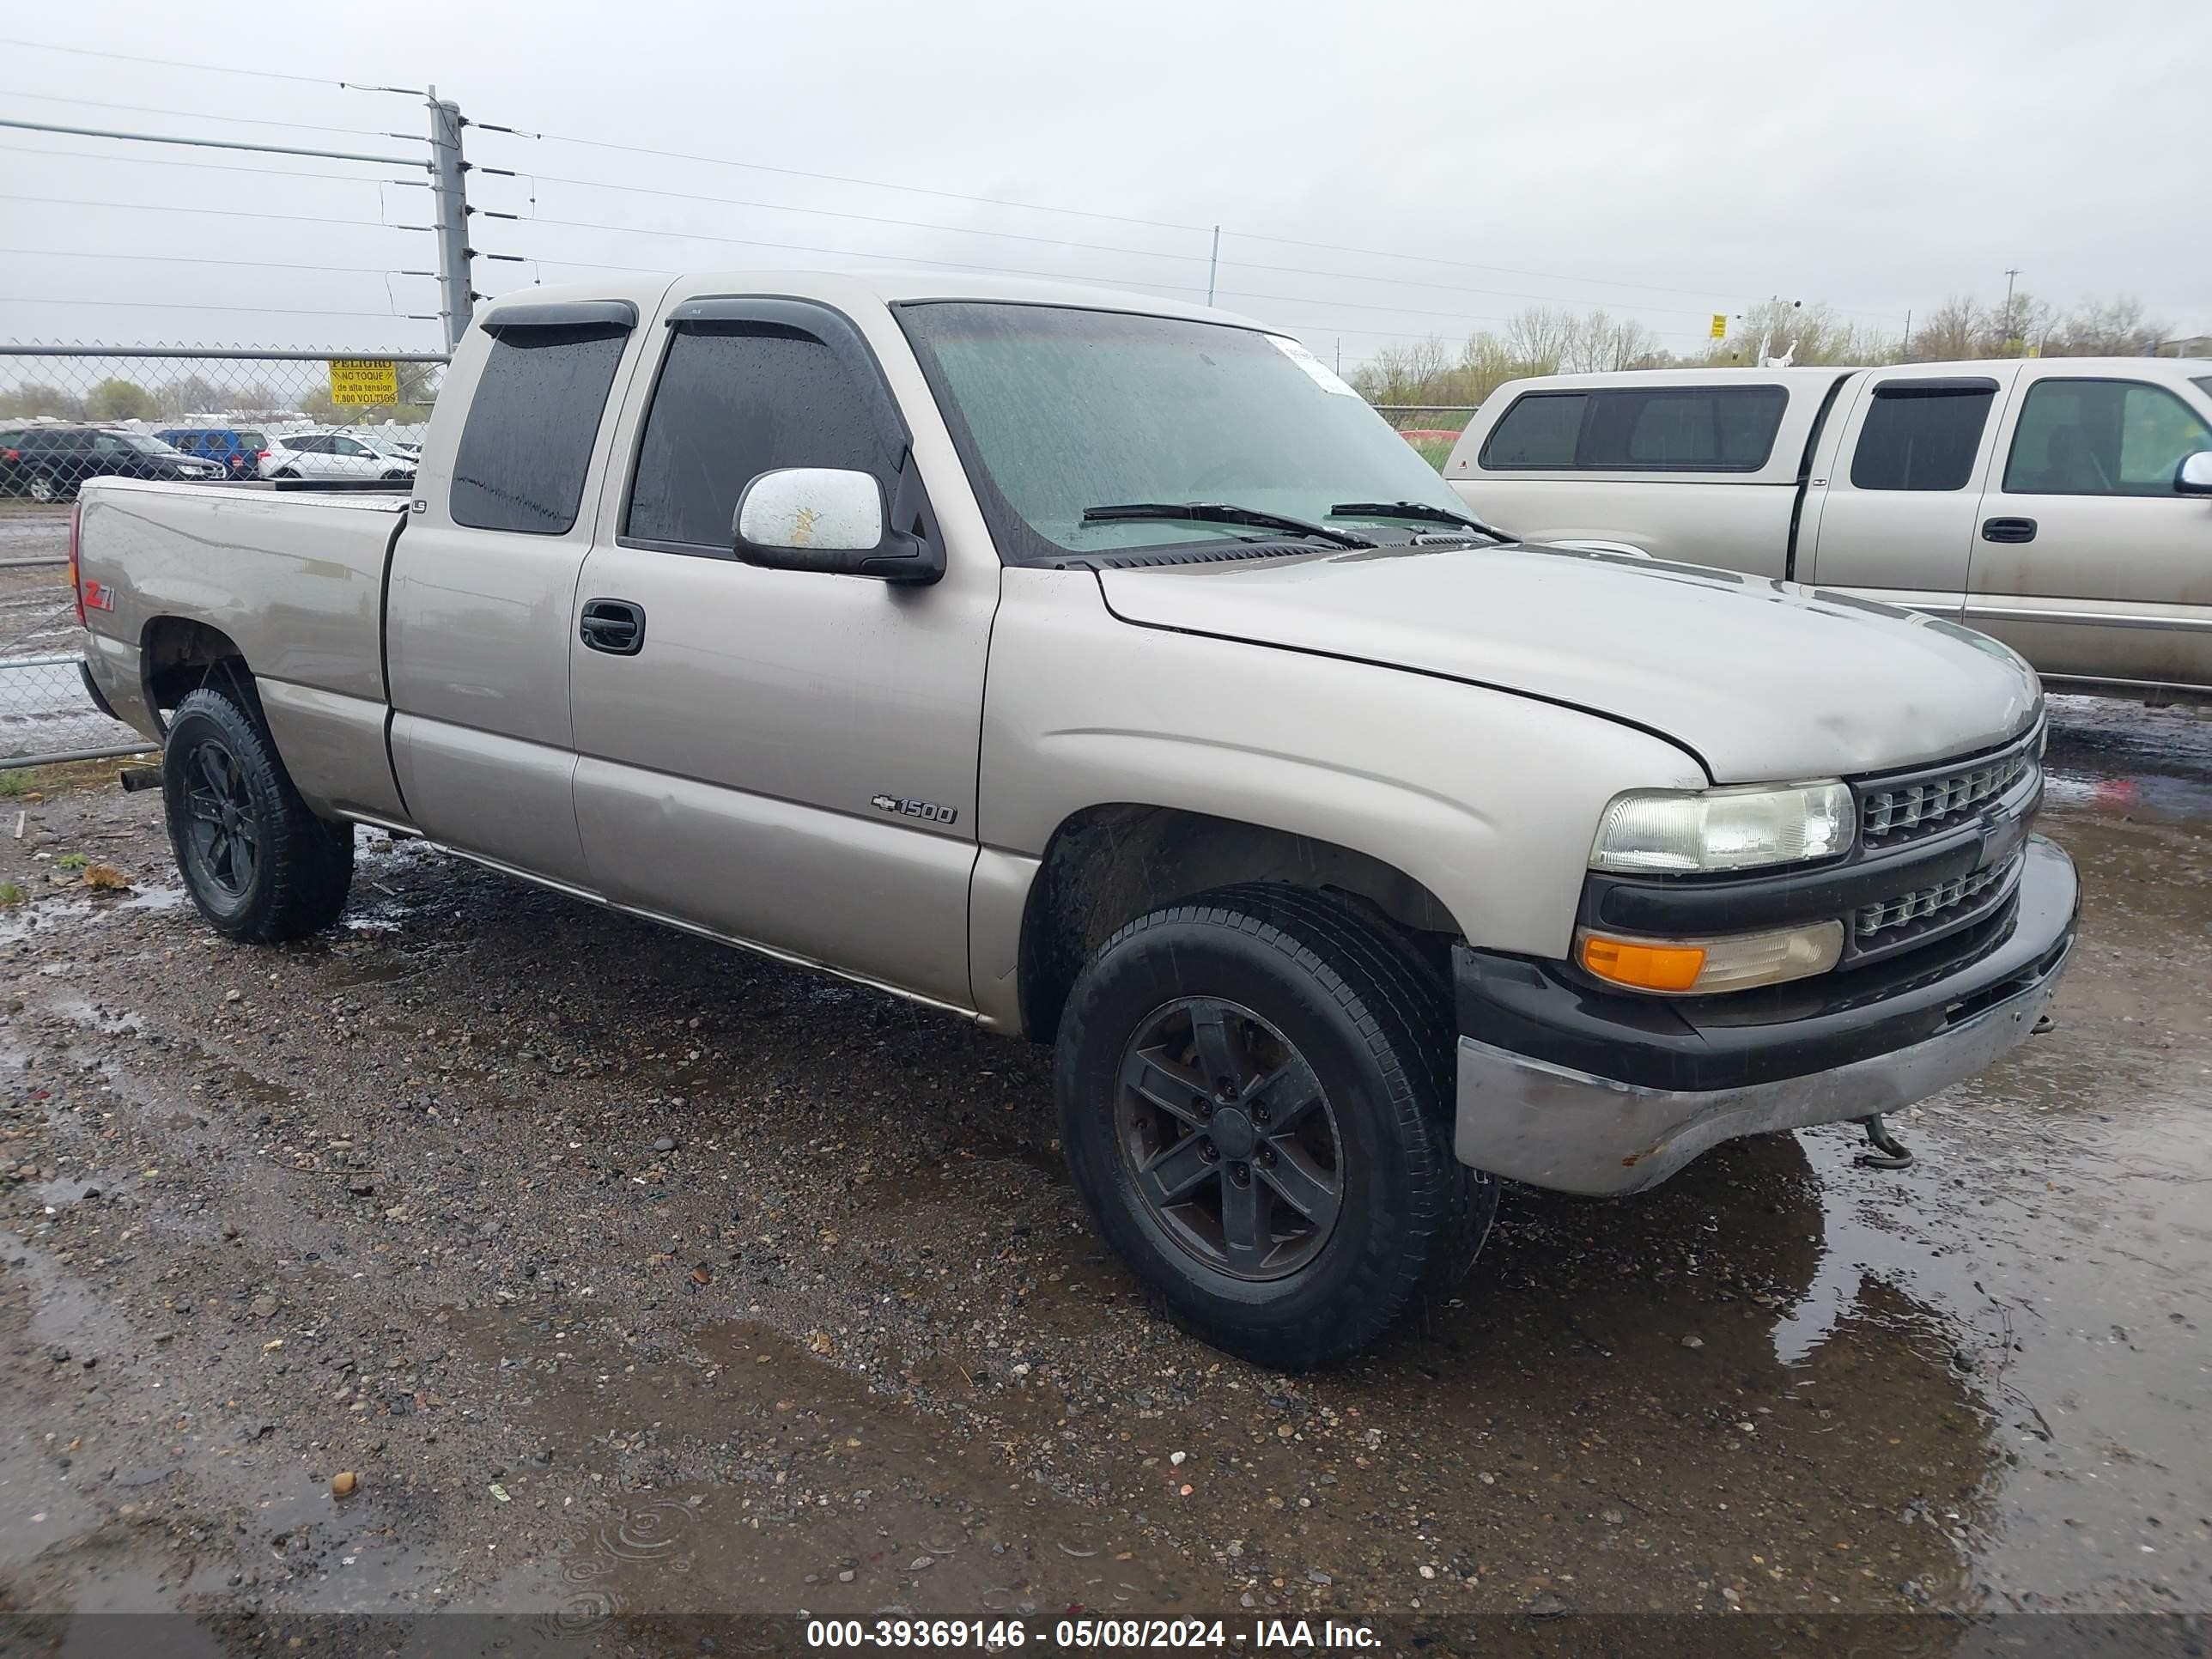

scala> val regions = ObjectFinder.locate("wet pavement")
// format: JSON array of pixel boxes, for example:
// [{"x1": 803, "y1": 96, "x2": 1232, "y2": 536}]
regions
[{"x1": 0, "y1": 692, "x2": 2206, "y2": 1650}]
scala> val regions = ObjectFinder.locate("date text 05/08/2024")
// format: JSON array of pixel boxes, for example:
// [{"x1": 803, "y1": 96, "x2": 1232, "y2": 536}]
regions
[{"x1": 804, "y1": 1618, "x2": 1382, "y2": 1649}]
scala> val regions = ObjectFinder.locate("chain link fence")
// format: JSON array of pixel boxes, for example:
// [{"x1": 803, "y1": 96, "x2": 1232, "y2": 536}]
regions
[{"x1": 0, "y1": 344, "x2": 446, "y2": 768}]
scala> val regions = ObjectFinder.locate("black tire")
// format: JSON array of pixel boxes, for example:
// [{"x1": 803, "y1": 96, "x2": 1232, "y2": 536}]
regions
[
  {"x1": 27, "y1": 471, "x2": 64, "y2": 504},
  {"x1": 161, "y1": 684, "x2": 353, "y2": 943},
  {"x1": 272, "y1": 468, "x2": 299, "y2": 481},
  {"x1": 1056, "y1": 883, "x2": 1496, "y2": 1370}
]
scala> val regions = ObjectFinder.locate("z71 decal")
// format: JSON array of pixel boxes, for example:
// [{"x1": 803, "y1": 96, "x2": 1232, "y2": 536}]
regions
[{"x1": 871, "y1": 794, "x2": 958, "y2": 826}]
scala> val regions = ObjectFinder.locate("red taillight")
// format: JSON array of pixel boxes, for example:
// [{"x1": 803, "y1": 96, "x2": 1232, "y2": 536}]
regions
[
  {"x1": 257, "y1": 449, "x2": 271, "y2": 460},
  {"x1": 69, "y1": 501, "x2": 85, "y2": 626}
]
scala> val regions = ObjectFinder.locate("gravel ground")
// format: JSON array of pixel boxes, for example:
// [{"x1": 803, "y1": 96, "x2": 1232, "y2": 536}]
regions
[{"x1": 0, "y1": 683, "x2": 2207, "y2": 1650}]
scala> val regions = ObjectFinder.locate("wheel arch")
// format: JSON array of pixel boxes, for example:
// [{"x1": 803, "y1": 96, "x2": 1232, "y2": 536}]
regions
[
  {"x1": 1012, "y1": 802, "x2": 1462, "y2": 1044},
  {"x1": 141, "y1": 616, "x2": 252, "y2": 723}
]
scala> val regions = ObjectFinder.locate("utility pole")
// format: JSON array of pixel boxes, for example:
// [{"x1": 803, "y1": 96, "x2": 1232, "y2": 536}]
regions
[
  {"x1": 2003, "y1": 267, "x2": 2022, "y2": 313},
  {"x1": 1206, "y1": 226, "x2": 1220, "y2": 307},
  {"x1": 1902, "y1": 308, "x2": 1911, "y2": 360},
  {"x1": 428, "y1": 87, "x2": 474, "y2": 351}
]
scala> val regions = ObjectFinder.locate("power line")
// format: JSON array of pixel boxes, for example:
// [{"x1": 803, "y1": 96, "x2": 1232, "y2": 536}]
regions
[
  {"x1": 0, "y1": 86, "x2": 397, "y2": 140},
  {"x1": 517, "y1": 172, "x2": 1205, "y2": 266},
  {"x1": 484, "y1": 119, "x2": 1757, "y2": 316},
  {"x1": 0, "y1": 295, "x2": 419, "y2": 319},
  {"x1": 507, "y1": 171, "x2": 1709, "y2": 323},
  {"x1": 508, "y1": 215, "x2": 1210, "y2": 294},
  {"x1": 0, "y1": 36, "x2": 422, "y2": 94},
  {"x1": 0, "y1": 246, "x2": 424, "y2": 276},
  {"x1": 507, "y1": 125, "x2": 1212, "y2": 234},
  {"x1": 0, "y1": 192, "x2": 423, "y2": 232},
  {"x1": 0, "y1": 138, "x2": 425, "y2": 186}
]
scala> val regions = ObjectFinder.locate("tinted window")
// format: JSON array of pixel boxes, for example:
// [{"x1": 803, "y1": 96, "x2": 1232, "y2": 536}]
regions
[
  {"x1": 2002, "y1": 379, "x2": 2212, "y2": 497},
  {"x1": 1482, "y1": 392, "x2": 1584, "y2": 466},
  {"x1": 1480, "y1": 385, "x2": 1787, "y2": 471},
  {"x1": 1850, "y1": 385, "x2": 1994, "y2": 491},
  {"x1": 452, "y1": 323, "x2": 629, "y2": 535},
  {"x1": 626, "y1": 324, "x2": 891, "y2": 550}
]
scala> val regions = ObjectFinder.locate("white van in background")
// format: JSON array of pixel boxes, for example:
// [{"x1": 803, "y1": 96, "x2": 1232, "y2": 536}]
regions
[{"x1": 1444, "y1": 357, "x2": 2212, "y2": 699}]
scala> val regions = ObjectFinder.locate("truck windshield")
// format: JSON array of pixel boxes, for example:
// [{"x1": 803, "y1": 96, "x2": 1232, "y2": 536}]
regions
[{"x1": 897, "y1": 302, "x2": 1476, "y2": 560}]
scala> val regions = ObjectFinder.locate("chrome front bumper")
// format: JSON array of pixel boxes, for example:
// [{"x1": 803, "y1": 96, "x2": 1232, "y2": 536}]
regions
[{"x1": 1454, "y1": 838, "x2": 2077, "y2": 1196}]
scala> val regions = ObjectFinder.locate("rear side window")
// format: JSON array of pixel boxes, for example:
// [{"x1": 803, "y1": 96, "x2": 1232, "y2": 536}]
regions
[
  {"x1": 1849, "y1": 383, "x2": 1994, "y2": 491},
  {"x1": 452, "y1": 324, "x2": 629, "y2": 535},
  {"x1": 1480, "y1": 385, "x2": 1787, "y2": 471},
  {"x1": 625, "y1": 324, "x2": 892, "y2": 551}
]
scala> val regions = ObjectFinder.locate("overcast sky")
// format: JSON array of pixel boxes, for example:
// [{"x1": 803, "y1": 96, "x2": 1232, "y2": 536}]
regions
[{"x1": 2, "y1": 0, "x2": 2206, "y2": 365}]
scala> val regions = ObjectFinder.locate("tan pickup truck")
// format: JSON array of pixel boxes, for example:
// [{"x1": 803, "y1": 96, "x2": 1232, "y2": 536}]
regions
[
  {"x1": 71, "y1": 271, "x2": 2077, "y2": 1368},
  {"x1": 1444, "y1": 357, "x2": 2212, "y2": 700}
]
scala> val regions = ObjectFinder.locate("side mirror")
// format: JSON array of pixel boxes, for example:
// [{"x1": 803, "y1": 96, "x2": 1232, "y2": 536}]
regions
[
  {"x1": 732, "y1": 466, "x2": 944, "y2": 584},
  {"x1": 2176, "y1": 451, "x2": 2212, "y2": 498}
]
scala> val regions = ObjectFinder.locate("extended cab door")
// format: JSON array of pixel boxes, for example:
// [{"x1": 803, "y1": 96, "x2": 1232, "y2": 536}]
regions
[
  {"x1": 1966, "y1": 367, "x2": 2212, "y2": 693},
  {"x1": 386, "y1": 295, "x2": 660, "y2": 887},
  {"x1": 1801, "y1": 365, "x2": 2023, "y2": 614},
  {"x1": 566, "y1": 290, "x2": 995, "y2": 1012}
]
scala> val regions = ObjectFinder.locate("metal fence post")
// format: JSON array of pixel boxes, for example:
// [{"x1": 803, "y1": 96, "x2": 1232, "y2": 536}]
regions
[{"x1": 428, "y1": 89, "x2": 474, "y2": 352}]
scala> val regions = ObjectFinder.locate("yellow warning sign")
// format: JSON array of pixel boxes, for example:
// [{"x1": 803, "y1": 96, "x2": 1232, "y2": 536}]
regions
[
  {"x1": 1710, "y1": 313, "x2": 1728, "y2": 340},
  {"x1": 328, "y1": 359, "x2": 399, "y2": 405}
]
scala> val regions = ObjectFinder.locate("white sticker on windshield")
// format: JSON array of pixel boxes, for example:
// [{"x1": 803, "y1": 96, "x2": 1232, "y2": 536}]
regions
[{"x1": 1267, "y1": 335, "x2": 1360, "y2": 398}]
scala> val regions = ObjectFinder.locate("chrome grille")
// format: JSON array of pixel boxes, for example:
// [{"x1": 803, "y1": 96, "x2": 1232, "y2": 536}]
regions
[
  {"x1": 1856, "y1": 852, "x2": 2021, "y2": 940},
  {"x1": 1860, "y1": 732, "x2": 2039, "y2": 846}
]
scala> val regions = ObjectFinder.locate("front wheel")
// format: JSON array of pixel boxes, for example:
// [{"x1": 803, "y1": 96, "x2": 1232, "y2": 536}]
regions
[
  {"x1": 27, "y1": 471, "x2": 63, "y2": 504},
  {"x1": 1056, "y1": 884, "x2": 1494, "y2": 1370},
  {"x1": 161, "y1": 685, "x2": 354, "y2": 942}
]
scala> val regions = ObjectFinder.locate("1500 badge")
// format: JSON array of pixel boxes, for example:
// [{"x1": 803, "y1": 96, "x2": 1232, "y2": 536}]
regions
[{"x1": 871, "y1": 794, "x2": 958, "y2": 826}]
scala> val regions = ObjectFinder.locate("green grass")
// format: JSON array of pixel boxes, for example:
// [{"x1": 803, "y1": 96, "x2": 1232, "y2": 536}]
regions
[
  {"x1": 0, "y1": 881, "x2": 22, "y2": 908},
  {"x1": 0, "y1": 771, "x2": 25, "y2": 798},
  {"x1": 55, "y1": 852, "x2": 87, "y2": 870},
  {"x1": 1411, "y1": 438, "x2": 1455, "y2": 471}
]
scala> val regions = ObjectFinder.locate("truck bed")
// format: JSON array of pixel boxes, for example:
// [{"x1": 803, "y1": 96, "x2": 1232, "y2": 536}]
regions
[{"x1": 77, "y1": 477, "x2": 411, "y2": 821}]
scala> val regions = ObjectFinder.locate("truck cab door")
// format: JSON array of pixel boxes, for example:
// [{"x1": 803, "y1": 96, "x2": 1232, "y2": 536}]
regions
[
  {"x1": 386, "y1": 299, "x2": 652, "y2": 888},
  {"x1": 1966, "y1": 368, "x2": 2212, "y2": 694},
  {"x1": 566, "y1": 293, "x2": 994, "y2": 1013},
  {"x1": 1801, "y1": 365, "x2": 2023, "y2": 617}
]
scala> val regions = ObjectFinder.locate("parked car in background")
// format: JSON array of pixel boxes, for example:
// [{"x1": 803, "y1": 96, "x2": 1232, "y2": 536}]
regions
[
  {"x1": 155, "y1": 426, "x2": 273, "y2": 481},
  {"x1": 264, "y1": 430, "x2": 417, "y2": 482},
  {"x1": 355, "y1": 434, "x2": 425, "y2": 468},
  {"x1": 1443, "y1": 357, "x2": 2212, "y2": 700},
  {"x1": 0, "y1": 424, "x2": 225, "y2": 500},
  {"x1": 72, "y1": 270, "x2": 2075, "y2": 1368}
]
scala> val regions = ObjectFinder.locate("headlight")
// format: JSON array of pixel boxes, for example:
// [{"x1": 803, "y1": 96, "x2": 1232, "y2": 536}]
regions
[{"x1": 1590, "y1": 781, "x2": 1854, "y2": 874}]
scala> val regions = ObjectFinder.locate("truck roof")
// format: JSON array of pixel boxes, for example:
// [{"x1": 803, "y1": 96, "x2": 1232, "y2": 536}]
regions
[
  {"x1": 473, "y1": 269, "x2": 1270, "y2": 335},
  {"x1": 1486, "y1": 357, "x2": 2209, "y2": 391}
]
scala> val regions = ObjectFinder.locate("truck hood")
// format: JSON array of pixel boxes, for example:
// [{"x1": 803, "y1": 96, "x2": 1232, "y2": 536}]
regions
[{"x1": 1096, "y1": 543, "x2": 2042, "y2": 782}]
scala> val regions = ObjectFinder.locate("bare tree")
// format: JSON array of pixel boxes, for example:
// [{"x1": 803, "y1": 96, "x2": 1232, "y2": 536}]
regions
[
  {"x1": 2048, "y1": 295, "x2": 2166, "y2": 356},
  {"x1": 1908, "y1": 295, "x2": 1986, "y2": 362}
]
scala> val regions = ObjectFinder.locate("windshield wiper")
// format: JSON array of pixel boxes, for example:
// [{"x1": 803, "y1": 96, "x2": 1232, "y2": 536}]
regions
[
  {"x1": 1082, "y1": 501, "x2": 1375, "y2": 550},
  {"x1": 1330, "y1": 501, "x2": 1515, "y2": 541}
]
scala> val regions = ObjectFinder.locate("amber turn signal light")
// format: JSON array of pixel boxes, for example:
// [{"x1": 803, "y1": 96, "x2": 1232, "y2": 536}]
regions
[{"x1": 1580, "y1": 934, "x2": 1707, "y2": 993}]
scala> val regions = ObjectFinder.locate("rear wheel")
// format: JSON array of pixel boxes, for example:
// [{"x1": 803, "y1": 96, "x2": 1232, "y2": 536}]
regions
[
  {"x1": 1056, "y1": 884, "x2": 1493, "y2": 1370},
  {"x1": 271, "y1": 469, "x2": 299, "y2": 481},
  {"x1": 161, "y1": 685, "x2": 353, "y2": 943}
]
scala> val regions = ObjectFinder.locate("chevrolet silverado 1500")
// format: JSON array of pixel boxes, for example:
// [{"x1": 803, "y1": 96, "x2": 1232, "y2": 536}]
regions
[{"x1": 73, "y1": 272, "x2": 2079, "y2": 1367}]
